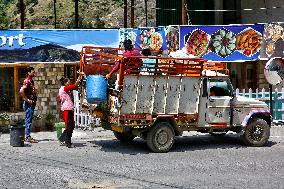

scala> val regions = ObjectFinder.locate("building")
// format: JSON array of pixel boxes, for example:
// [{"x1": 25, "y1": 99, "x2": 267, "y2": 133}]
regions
[
  {"x1": 156, "y1": 0, "x2": 284, "y2": 90},
  {"x1": 0, "y1": 62, "x2": 79, "y2": 131}
]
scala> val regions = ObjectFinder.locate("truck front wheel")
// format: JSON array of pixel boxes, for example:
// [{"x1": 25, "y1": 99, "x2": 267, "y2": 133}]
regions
[
  {"x1": 146, "y1": 122, "x2": 175, "y2": 153},
  {"x1": 240, "y1": 118, "x2": 270, "y2": 147},
  {"x1": 113, "y1": 131, "x2": 135, "y2": 142}
]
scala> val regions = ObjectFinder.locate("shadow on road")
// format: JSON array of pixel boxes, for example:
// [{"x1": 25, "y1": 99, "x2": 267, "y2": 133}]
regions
[
  {"x1": 174, "y1": 134, "x2": 276, "y2": 152},
  {"x1": 90, "y1": 138, "x2": 150, "y2": 154},
  {"x1": 72, "y1": 142, "x2": 88, "y2": 148},
  {"x1": 88, "y1": 134, "x2": 277, "y2": 154}
]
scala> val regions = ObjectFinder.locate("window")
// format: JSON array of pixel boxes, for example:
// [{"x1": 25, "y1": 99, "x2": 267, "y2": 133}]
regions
[
  {"x1": 0, "y1": 65, "x2": 27, "y2": 111},
  {"x1": 64, "y1": 64, "x2": 80, "y2": 83},
  {"x1": 0, "y1": 67, "x2": 14, "y2": 111},
  {"x1": 209, "y1": 78, "x2": 232, "y2": 96}
]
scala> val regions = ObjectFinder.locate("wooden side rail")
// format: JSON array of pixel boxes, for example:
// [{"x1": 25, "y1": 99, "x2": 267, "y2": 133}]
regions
[{"x1": 80, "y1": 46, "x2": 228, "y2": 77}]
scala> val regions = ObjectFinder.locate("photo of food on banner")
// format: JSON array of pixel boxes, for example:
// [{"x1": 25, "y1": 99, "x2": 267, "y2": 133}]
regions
[
  {"x1": 138, "y1": 28, "x2": 165, "y2": 52},
  {"x1": 184, "y1": 29, "x2": 210, "y2": 58},
  {"x1": 235, "y1": 28, "x2": 262, "y2": 57},
  {"x1": 209, "y1": 28, "x2": 237, "y2": 58}
]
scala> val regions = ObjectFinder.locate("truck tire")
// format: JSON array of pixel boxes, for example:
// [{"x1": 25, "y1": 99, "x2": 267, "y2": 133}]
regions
[
  {"x1": 113, "y1": 131, "x2": 135, "y2": 142},
  {"x1": 240, "y1": 118, "x2": 270, "y2": 147},
  {"x1": 146, "y1": 122, "x2": 175, "y2": 153}
]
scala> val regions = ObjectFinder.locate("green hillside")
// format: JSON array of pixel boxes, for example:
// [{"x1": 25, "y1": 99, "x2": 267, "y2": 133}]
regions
[{"x1": 0, "y1": 0, "x2": 156, "y2": 29}]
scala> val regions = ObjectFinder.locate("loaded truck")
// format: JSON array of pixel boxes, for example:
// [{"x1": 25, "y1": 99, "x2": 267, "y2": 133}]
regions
[{"x1": 80, "y1": 46, "x2": 271, "y2": 152}]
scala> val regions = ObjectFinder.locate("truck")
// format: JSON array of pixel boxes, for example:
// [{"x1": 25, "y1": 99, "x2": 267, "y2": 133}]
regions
[{"x1": 80, "y1": 46, "x2": 271, "y2": 153}]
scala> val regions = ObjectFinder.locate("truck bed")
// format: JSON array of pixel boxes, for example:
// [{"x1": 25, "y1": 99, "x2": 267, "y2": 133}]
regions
[{"x1": 118, "y1": 75, "x2": 201, "y2": 115}]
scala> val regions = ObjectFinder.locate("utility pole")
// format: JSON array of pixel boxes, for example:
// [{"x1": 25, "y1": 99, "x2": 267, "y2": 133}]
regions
[
  {"x1": 124, "y1": 0, "x2": 127, "y2": 28},
  {"x1": 144, "y1": 0, "x2": 148, "y2": 27},
  {"x1": 75, "y1": 0, "x2": 79, "y2": 28},
  {"x1": 131, "y1": 0, "x2": 134, "y2": 28},
  {"x1": 54, "y1": 0, "x2": 57, "y2": 29},
  {"x1": 19, "y1": 0, "x2": 25, "y2": 29},
  {"x1": 182, "y1": 0, "x2": 187, "y2": 25}
]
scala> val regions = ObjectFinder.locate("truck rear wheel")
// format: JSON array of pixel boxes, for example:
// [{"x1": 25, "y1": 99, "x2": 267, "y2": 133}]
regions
[
  {"x1": 146, "y1": 122, "x2": 175, "y2": 153},
  {"x1": 113, "y1": 131, "x2": 135, "y2": 142},
  {"x1": 240, "y1": 118, "x2": 270, "y2": 147}
]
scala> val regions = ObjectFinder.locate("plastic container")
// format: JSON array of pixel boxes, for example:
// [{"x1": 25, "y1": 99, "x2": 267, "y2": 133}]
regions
[
  {"x1": 10, "y1": 125, "x2": 25, "y2": 147},
  {"x1": 86, "y1": 75, "x2": 107, "y2": 104},
  {"x1": 54, "y1": 122, "x2": 65, "y2": 138}
]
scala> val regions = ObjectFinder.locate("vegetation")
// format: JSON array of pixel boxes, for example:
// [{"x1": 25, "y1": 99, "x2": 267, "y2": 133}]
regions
[{"x1": 0, "y1": 0, "x2": 156, "y2": 29}]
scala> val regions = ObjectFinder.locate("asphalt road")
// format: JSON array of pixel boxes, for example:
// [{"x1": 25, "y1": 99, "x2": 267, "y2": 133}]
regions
[{"x1": 0, "y1": 127, "x2": 284, "y2": 189}]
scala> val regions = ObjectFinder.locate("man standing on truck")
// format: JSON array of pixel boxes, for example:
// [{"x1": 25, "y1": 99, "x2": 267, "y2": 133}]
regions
[{"x1": 106, "y1": 39, "x2": 142, "y2": 79}]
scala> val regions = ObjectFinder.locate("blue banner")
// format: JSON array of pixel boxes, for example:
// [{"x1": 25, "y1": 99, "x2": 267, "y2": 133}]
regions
[
  {"x1": 0, "y1": 29, "x2": 119, "y2": 62},
  {"x1": 1, "y1": 24, "x2": 277, "y2": 63},
  {"x1": 180, "y1": 24, "x2": 264, "y2": 62}
]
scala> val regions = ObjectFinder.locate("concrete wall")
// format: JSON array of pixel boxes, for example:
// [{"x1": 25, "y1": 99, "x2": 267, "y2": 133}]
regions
[{"x1": 35, "y1": 63, "x2": 65, "y2": 123}]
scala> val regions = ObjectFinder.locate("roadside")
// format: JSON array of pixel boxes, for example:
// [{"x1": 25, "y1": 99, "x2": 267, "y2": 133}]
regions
[
  {"x1": 0, "y1": 127, "x2": 114, "y2": 145},
  {"x1": 0, "y1": 125, "x2": 283, "y2": 145}
]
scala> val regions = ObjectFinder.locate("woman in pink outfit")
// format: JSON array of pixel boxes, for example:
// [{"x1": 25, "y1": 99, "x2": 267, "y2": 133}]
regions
[{"x1": 58, "y1": 73, "x2": 83, "y2": 148}]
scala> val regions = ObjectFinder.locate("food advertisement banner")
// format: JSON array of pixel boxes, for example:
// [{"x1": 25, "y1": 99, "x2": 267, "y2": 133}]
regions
[
  {"x1": 1, "y1": 24, "x2": 278, "y2": 63},
  {"x1": 260, "y1": 23, "x2": 284, "y2": 59},
  {"x1": 119, "y1": 27, "x2": 167, "y2": 52},
  {"x1": 0, "y1": 29, "x2": 119, "y2": 62},
  {"x1": 180, "y1": 24, "x2": 264, "y2": 62}
]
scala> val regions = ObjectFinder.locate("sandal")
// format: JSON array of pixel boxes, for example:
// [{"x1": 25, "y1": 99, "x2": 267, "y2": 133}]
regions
[
  {"x1": 25, "y1": 136, "x2": 38, "y2": 143},
  {"x1": 60, "y1": 141, "x2": 66, "y2": 146}
]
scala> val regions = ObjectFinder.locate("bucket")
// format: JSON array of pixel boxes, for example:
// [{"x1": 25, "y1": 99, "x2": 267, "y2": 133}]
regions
[
  {"x1": 10, "y1": 125, "x2": 25, "y2": 147},
  {"x1": 86, "y1": 75, "x2": 107, "y2": 104},
  {"x1": 54, "y1": 122, "x2": 65, "y2": 139}
]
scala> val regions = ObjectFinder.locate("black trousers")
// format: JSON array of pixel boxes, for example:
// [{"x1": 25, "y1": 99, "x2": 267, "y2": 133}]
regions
[{"x1": 59, "y1": 110, "x2": 74, "y2": 145}]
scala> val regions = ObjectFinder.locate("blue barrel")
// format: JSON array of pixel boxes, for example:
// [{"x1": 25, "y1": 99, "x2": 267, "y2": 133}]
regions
[{"x1": 86, "y1": 75, "x2": 107, "y2": 103}]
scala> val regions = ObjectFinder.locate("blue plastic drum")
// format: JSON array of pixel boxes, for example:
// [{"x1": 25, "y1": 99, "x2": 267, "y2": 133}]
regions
[{"x1": 86, "y1": 75, "x2": 107, "y2": 103}]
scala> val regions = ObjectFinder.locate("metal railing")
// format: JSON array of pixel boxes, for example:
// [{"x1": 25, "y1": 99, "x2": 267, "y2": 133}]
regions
[
  {"x1": 73, "y1": 90, "x2": 100, "y2": 130},
  {"x1": 236, "y1": 88, "x2": 284, "y2": 124}
]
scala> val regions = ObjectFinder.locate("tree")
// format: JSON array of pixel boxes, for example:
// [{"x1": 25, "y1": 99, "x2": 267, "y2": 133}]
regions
[{"x1": 0, "y1": 0, "x2": 9, "y2": 29}]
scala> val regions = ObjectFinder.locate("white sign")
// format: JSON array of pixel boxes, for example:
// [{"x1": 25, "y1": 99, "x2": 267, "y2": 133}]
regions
[{"x1": 0, "y1": 34, "x2": 26, "y2": 47}]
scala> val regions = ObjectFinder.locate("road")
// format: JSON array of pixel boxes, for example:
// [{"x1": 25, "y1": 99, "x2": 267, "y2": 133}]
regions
[{"x1": 0, "y1": 127, "x2": 284, "y2": 189}]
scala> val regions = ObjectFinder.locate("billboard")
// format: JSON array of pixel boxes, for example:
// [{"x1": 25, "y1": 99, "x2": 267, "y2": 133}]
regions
[
  {"x1": 179, "y1": 24, "x2": 264, "y2": 62},
  {"x1": 0, "y1": 29, "x2": 119, "y2": 62}
]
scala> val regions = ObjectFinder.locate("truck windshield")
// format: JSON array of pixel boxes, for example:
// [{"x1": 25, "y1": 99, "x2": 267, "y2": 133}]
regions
[{"x1": 209, "y1": 78, "x2": 233, "y2": 96}]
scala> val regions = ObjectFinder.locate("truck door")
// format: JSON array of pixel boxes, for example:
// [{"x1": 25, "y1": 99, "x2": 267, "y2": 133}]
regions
[{"x1": 206, "y1": 78, "x2": 233, "y2": 125}]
